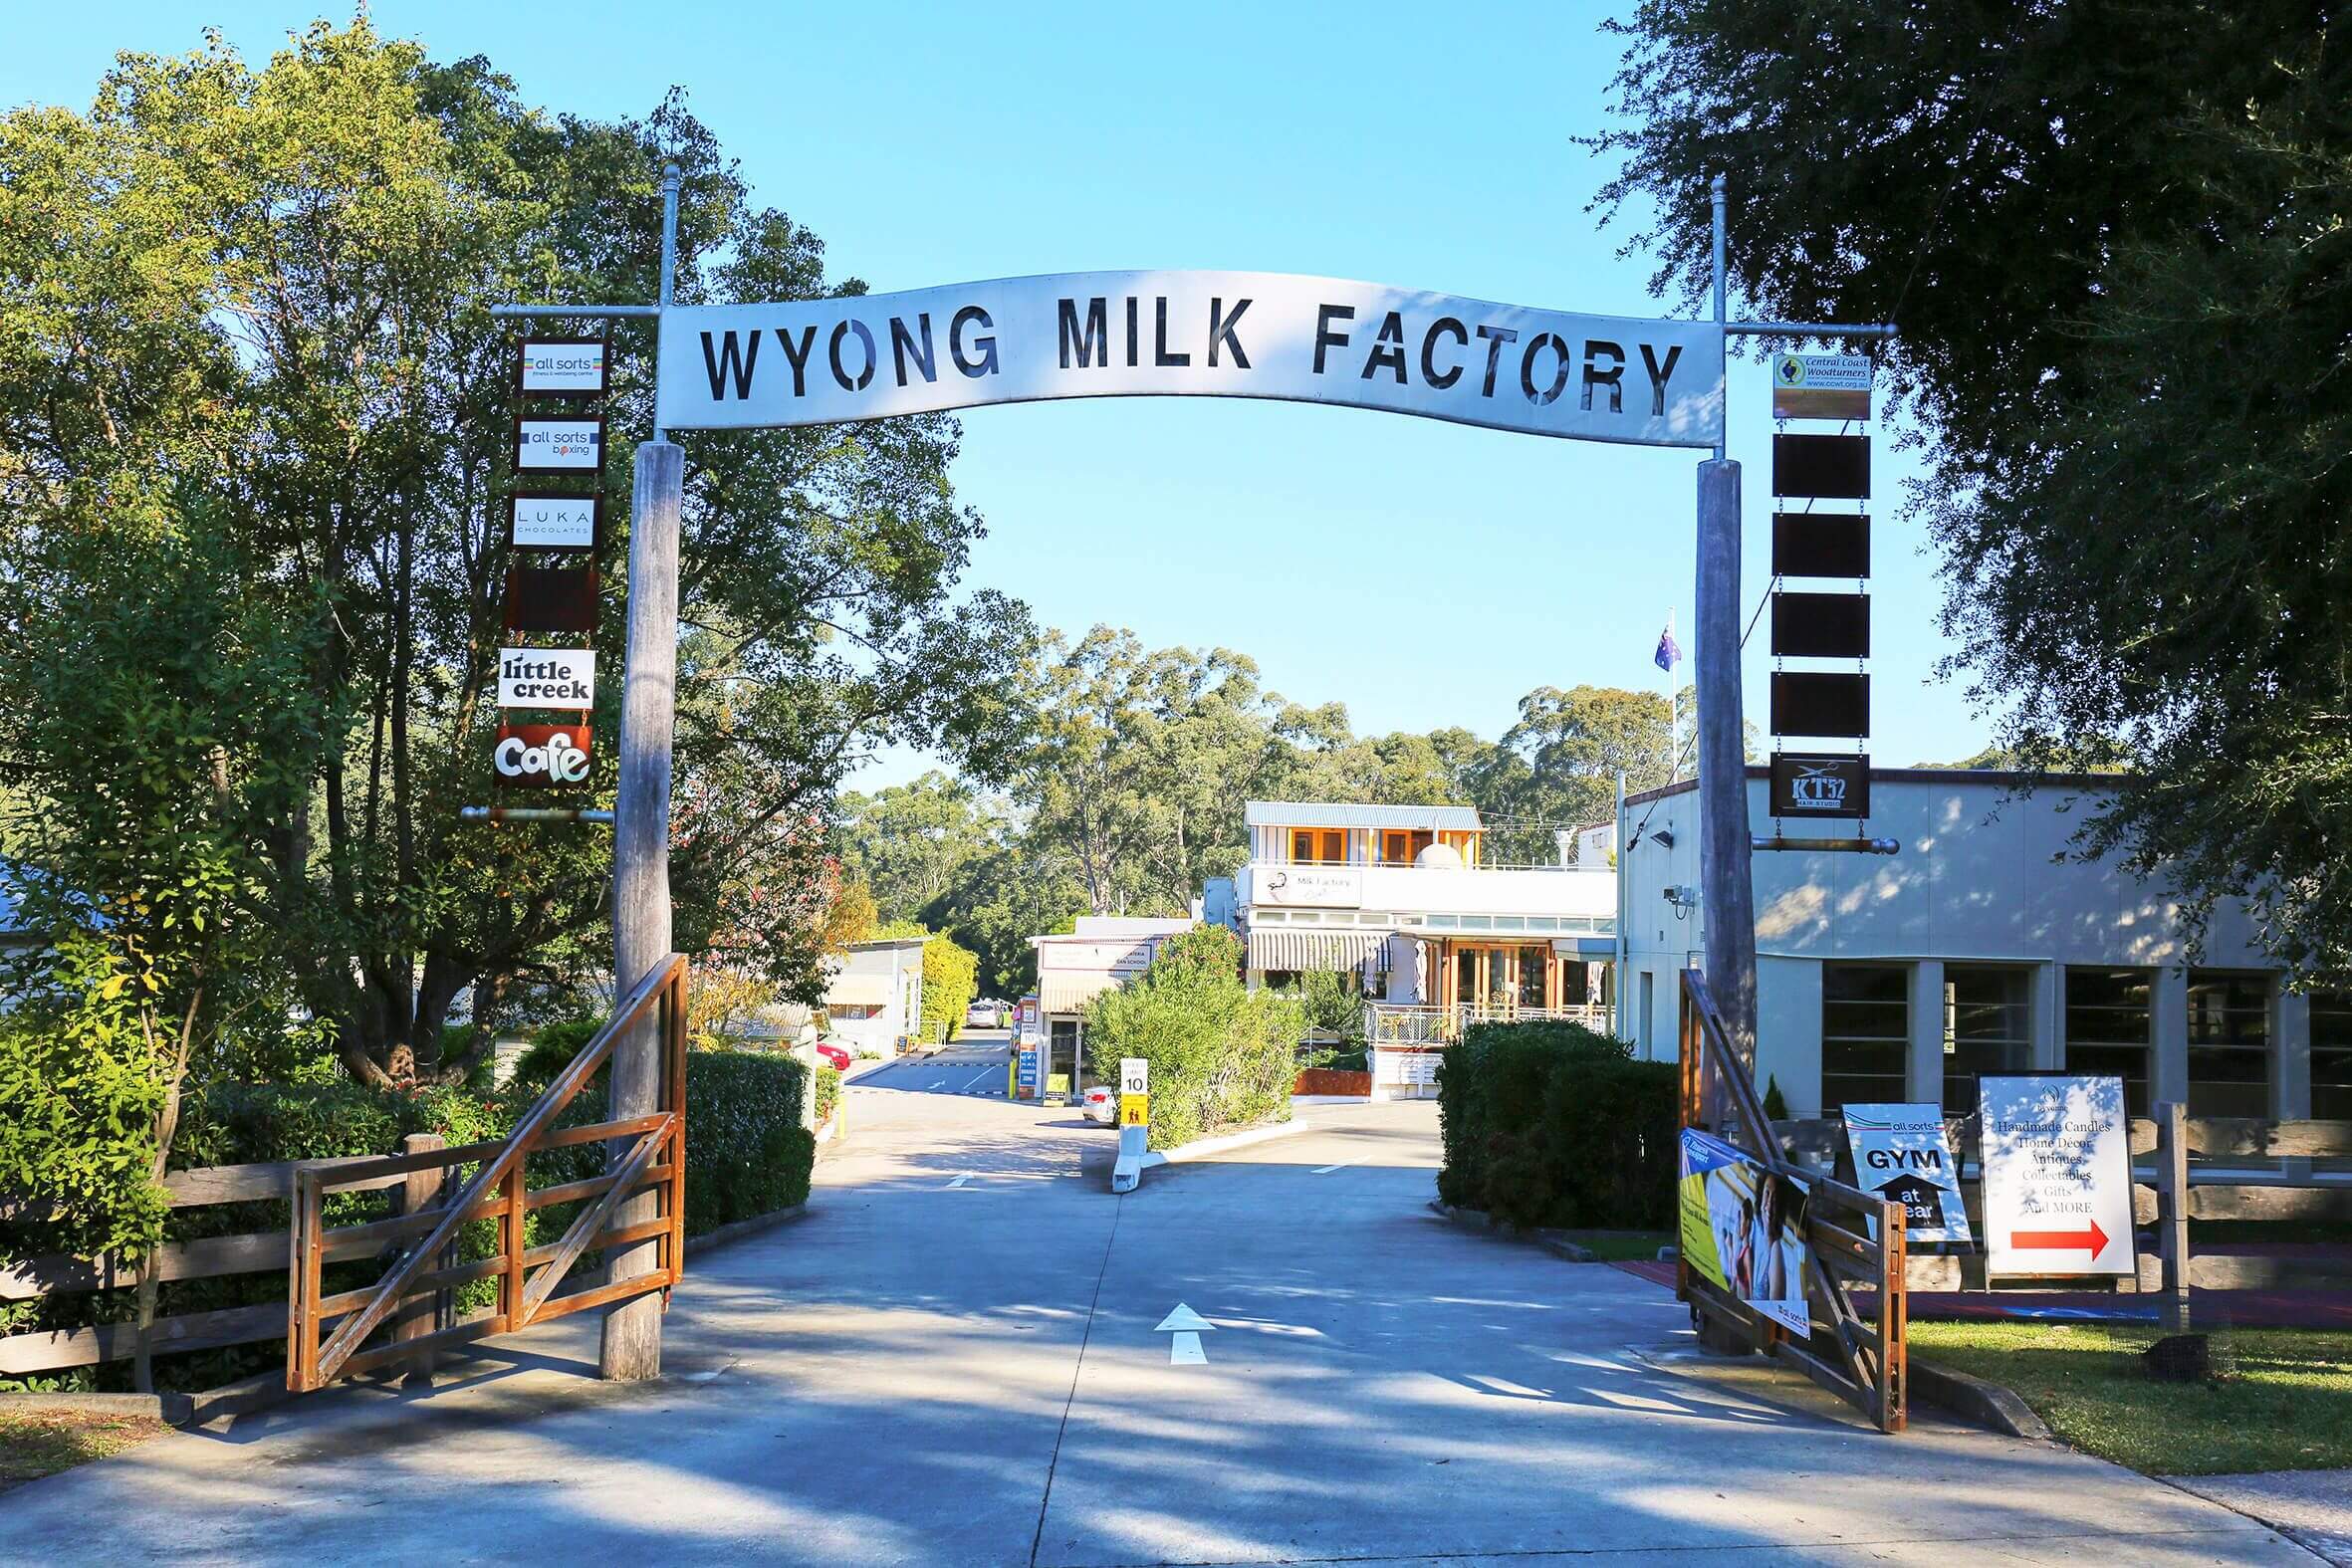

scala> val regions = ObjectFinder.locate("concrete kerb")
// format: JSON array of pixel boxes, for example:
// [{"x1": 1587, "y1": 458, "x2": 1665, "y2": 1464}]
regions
[
  {"x1": 1111, "y1": 1115, "x2": 1316, "y2": 1192},
  {"x1": 1427, "y1": 1198, "x2": 1606, "y2": 1262}
]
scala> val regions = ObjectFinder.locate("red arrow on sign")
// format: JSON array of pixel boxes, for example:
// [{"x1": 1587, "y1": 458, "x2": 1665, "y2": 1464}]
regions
[{"x1": 2009, "y1": 1219, "x2": 2111, "y2": 1258}]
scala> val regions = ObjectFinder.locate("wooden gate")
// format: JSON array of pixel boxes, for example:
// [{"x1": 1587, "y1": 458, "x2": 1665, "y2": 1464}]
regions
[
  {"x1": 286, "y1": 955, "x2": 688, "y2": 1392},
  {"x1": 1678, "y1": 969, "x2": 1908, "y2": 1432}
]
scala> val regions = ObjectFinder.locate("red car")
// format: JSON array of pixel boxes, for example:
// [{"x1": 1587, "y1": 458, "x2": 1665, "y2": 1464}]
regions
[{"x1": 811, "y1": 1039, "x2": 850, "y2": 1072}]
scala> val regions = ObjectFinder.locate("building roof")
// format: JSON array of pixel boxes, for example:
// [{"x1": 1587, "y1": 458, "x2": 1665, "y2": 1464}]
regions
[{"x1": 1243, "y1": 800, "x2": 1482, "y2": 831}]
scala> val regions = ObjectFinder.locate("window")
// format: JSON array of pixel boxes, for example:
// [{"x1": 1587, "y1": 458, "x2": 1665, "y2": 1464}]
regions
[
  {"x1": 1640, "y1": 970, "x2": 1655, "y2": 1057},
  {"x1": 1944, "y1": 967, "x2": 2030, "y2": 1113},
  {"x1": 2311, "y1": 990, "x2": 2352, "y2": 1120},
  {"x1": 1822, "y1": 964, "x2": 1908, "y2": 1112},
  {"x1": 1379, "y1": 829, "x2": 1434, "y2": 863},
  {"x1": 2065, "y1": 968, "x2": 2151, "y2": 1117},
  {"x1": 1289, "y1": 827, "x2": 1346, "y2": 864},
  {"x1": 2187, "y1": 972, "x2": 2270, "y2": 1117}
]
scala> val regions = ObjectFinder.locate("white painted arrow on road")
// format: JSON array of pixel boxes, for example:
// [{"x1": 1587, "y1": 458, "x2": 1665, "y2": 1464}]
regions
[{"x1": 1156, "y1": 1302, "x2": 1214, "y2": 1365}]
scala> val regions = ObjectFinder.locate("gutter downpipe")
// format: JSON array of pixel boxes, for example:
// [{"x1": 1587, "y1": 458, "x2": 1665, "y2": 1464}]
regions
[{"x1": 1613, "y1": 770, "x2": 1629, "y2": 1050}]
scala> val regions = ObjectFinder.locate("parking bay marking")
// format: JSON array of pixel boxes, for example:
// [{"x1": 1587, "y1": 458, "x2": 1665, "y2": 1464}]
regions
[{"x1": 1311, "y1": 1161, "x2": 1353, "y2": 1174}]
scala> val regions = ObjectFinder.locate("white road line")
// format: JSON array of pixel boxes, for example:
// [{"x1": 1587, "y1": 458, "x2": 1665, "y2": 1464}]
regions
[{"x1": 1311, "y1": 1161, "x2": 1353, "y2": 1174}]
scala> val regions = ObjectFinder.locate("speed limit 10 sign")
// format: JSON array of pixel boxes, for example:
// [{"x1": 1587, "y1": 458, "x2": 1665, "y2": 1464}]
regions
[{"x1": 1119, "y1": 1056, "x2": 1149, "y2": 1127}]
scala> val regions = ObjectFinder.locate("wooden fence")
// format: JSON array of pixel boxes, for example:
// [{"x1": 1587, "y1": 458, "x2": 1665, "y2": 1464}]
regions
[
  {"x1": 1774, "y1": 1104, "x2": 2352, "y2": 1326},
  {"x1": 1, "y1": 953, "x2": 690, "y2": 1395},
  {"x1": 1679, "y1": 969, "x2": 1908, "y2": 1433},
  {"x1": 1, "y1": 1137, "x2": 454, "y2": 1383}
]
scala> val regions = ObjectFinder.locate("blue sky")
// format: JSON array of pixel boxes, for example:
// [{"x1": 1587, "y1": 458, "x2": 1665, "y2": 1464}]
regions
[{"x1": 20, "y1": 3, "x2": 1996, "y2": 782}]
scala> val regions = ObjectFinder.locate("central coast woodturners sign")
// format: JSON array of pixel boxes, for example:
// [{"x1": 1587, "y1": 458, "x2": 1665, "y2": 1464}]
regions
[{"x1": 657, "y1": 272, "x2": 1725, "y2": 448}]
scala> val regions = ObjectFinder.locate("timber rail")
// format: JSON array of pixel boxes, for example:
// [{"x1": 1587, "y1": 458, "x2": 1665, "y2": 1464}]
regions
[
  {"x1": 286, "y1": 954, "x2": 689, "y2": 1391},
  {"x1": 1679, "y1": 969, "x2": 1908, "y2": 1433}
]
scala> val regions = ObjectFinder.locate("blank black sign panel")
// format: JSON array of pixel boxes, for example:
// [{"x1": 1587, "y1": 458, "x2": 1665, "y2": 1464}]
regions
[
  {"x1": 1772, "y1": 434, "x2": 1871, "y2": 499},
  {"x1": 1770, "y1": 671, "x2": 1871, "y2": 738},
  {"x1": 1771, "y1": 513, "x2": 1871, "y2": 578},
  {"x1": 1770, "y1": 591, "x2": 1871, "y2": 660}
]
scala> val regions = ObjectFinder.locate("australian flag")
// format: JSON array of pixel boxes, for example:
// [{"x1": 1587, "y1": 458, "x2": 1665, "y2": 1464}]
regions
[{"x1": 1654, "y1": 615, "x2": 1682, "y2": 673}]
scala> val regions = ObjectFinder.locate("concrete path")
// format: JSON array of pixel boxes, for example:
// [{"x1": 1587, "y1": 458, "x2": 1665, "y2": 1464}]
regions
[
  {"x1": 2167, "y1": 1470, "x2": 2352, "y2": 1565},
  {"x1": 0, "y1": 1085, "x2": 2317, "y2": 1565}
]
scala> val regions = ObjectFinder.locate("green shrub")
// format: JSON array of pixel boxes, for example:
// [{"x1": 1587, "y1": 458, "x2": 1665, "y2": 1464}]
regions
[
  {"x1": 1084, "y1": 925, "x2": 1301, "y2": 1149},
  {"x1": 816, "y1": 1064, "x2": 841, "y2": 1127},
  {"x1": 509, "y1": 1015, "x2": 606, "y2": 1088},
  {"x1": 1437, "y1": 1018, "x2": 1678, "y2": 1232},
  {"x1": 681, "y1": 1048, "x2": 814, "y2": 1228}
]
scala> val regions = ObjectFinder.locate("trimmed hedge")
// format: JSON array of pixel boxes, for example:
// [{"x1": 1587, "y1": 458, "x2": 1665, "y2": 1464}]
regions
[
  {"x1": 1, "y1": 1044, "x2": 814, "y2": 1394},
  {"x1": 1436, "y1": 1019, "x2": 1679, "y2": 1232}
]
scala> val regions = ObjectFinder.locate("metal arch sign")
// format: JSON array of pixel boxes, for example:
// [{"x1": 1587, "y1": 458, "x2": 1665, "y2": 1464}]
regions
[{"x1": 656, "y1": 271, "x2": 1724, "y2": 448}]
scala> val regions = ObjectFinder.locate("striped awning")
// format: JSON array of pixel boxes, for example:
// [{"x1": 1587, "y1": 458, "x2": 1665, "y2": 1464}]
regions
[
  {"x1": 1040, "y1": 974, "x2": 1115, "y2": 1014},
  {"x1": 1247, "y1": 928, "x2": 1393, "y2": 972}
]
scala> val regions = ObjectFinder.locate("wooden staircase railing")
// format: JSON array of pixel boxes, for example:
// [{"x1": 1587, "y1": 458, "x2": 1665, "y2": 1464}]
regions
[
  {"x1": 1678, "y1": 968, "x2": 1908, "y2": 1433},
  {"x1": 286, "y1": 954, "x2": 688, "y2": 1392}
]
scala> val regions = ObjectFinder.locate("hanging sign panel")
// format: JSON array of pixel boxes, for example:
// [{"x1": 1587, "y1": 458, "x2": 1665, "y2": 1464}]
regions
[
  {"x1": 1768, "y1": 754, "x2": 1871, "y2": 819},
  {"x1": 1771, "y1": 514, "x2": 1871, "y2": 579},
  {"x1": 517, "y1": 337, "x2": 609, "y2": 397},
  {"x1": 496, "y1": 647, "x2": 595, "y2": 710},
  {"x1": 1771, "y1": 353, "x2": 1872, "y2": 420},
  {"x1": 656, "y1": 271, "x2": 1726, "y2": 448},
  {"x1": 1979, "y1": 1075, "x2": 2136, "y2": 1277},
  {"x1": 1771, "y1": 433, "x2": 1870, "y2": 499},
  {"x1": 1769, "y1": 591, "x2": 1871, "y2": 660},
  {"x1": 515, "y1": 416, "x2": 604, "y2": 474},
  {"x1": 503, "y1": 566, "x2": 599, "y2": 633},
  {"x1": 493, "y1": 724, "x2": 594, "y2": 788},
  {"x1": 1839, "y1": 1104, "x2": 1970, "y2": 1243},
  {"x1": 510, "y1": 494, "x2": 601, "y2": 553},
  {"x1": 1770, "y1": 672, "x2": 1870, "y2": 738}
]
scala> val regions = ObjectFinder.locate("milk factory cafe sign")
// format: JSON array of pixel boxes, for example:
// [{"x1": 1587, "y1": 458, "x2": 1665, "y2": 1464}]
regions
[{"x1": 656, "y1": 271, "x2": 1725, "y2": 448}]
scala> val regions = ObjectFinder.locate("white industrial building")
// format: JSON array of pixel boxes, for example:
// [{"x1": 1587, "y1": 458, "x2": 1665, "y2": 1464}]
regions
[
  {"x1": 1616, "y1": 767, "x2": 2350, "y2": 1121},
  {"x1": 823, "y1": 936, "x2": 926, "y2": 1057},
  {"x1": 1028, "y1": 917, "x2": 1197, "y2": 1097}
]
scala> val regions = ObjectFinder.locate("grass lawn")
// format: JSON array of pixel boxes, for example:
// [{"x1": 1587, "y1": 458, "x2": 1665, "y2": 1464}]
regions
[
  {"x1": 1556, "y1": 1230, "x2": 1673, "y2": 1261},
  {"x1": 1909, "y1": 1321, "x2": 2352, "y2": 1475},
  {"x1": 0, "y1": 1407, "x2": 171, "y2": 1494}
]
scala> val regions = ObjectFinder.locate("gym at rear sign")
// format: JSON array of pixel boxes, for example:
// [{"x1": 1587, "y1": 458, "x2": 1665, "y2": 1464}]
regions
[{"x1": 658, "y1": 271, "x2": 1724, "y2": 448}]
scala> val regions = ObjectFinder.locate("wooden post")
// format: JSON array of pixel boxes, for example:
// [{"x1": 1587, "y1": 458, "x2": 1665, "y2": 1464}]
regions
[
  {"x1": 602, "y1": 437, "x2": 682, "y2": 1381},
  {"x1": 392, "y1": 1132, "x2": 446, "y2": 1383},
  {"x1": 503, "y1": 1160, "x2": 529, "y2": 1332},
  {"x1": 2158, "y1": 1099, "x2": 2192, "y2": 1334},
  {"x1": 1696, "y1": 459, "x2": 1758, "y2": 1067}
]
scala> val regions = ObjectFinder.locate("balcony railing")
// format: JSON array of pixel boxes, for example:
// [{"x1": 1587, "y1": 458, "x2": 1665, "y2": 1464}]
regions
[{"x1": 1364, "y1": 1001, "x2": 1611, "y2": 1045}]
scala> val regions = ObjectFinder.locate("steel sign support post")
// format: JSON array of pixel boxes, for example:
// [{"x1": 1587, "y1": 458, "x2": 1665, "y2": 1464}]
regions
[{"x1": 1696, "y1": 175, "x2": 1900, "y2": 1076}]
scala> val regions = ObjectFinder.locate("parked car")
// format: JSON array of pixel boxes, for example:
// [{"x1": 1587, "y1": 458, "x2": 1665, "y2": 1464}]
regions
[
  {"x1": 811, "y1": 1038, "x2": 850, "y2": 1072},
  {"x1": 966, "y1": 998, "x2": 1004, "y2": 1028},
  {"x1": 1079, "y1": 1085, "x2": 1118, "y2": 1125}
]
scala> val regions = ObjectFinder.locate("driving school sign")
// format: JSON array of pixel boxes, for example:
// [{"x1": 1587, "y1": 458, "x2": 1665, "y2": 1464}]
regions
[{"x1": 657, "y1": 271, "x2": 1724, "y2": 448}]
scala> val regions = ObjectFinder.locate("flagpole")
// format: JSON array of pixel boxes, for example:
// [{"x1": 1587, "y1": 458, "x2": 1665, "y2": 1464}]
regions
[{"x1": 1666, "y1": 608, "x2": 1679, "y2": 783}]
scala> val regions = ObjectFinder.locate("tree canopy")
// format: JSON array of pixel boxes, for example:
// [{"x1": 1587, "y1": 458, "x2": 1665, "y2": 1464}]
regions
[
  {"x1": 1595, "y1": 2, "x2": 2352, "y2": 973},
  {"x1": 0, "y1": 21, "x2": 1030, "y2": 1086}
]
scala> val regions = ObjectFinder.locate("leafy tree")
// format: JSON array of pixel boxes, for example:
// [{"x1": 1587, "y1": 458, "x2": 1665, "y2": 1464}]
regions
[
  {"x1": 1470, "y1": 685, "x2": 1675, "y2": 862},
  {"x1": 875, "y1": 922, "x2": 980, "y2": 1043},
  {"x1": 1085, "y1": 925, "x2": 1300, "y2": 1149},
  {"x1": 835, "y1": 773, "x2": 1003, "y2": 925},
  {"x1": 0, "y1": 22, "x2": 1030, "y2": 1085},
  {"x1": 1592, "y1": 4, "x2": 2350, "y2": 972}
]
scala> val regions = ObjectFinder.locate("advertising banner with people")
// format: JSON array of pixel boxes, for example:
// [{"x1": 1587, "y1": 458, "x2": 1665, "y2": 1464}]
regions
[{"x1": 1678, "y1": 1129, "x2": 1810, "y2": 1336}]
